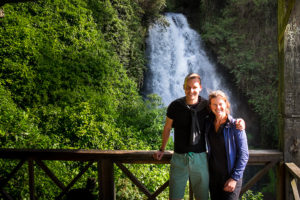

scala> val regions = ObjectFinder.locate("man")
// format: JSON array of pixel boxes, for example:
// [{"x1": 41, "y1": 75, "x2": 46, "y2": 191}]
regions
[{"x1": 153, "y1": 73, "x2": 244, "y2": 200}]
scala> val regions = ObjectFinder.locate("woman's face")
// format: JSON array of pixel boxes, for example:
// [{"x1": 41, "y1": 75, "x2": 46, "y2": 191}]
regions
[{"x1": 210, "y1": 96, "x2": 227, "y2": 119}]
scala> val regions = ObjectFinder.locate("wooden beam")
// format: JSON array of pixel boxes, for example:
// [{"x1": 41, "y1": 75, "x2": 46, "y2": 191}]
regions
[
  {"x1": 150, "y1": 180, "x2": 169, "y2": 199},
  {"x1": 240, "y1": 159, "x2": 279, "y2": 195},
  {"x1": 0, "y1": 149, "x2": 284, "y2": 199},
  {"x1": 28, "y1": 159, "x2": 35, "y2": 200},
  {"x1": 0, "y1": 159, "x2": 25, "y2": 188},
  {"x1": 99, "y1": 160, "x2": 115, "y2": 200},
  {"x1": 116, "y1": 163, "x2": 151, "y2": 198},
  {"x1": 56, "y1": 161, "x2": 94, "y2": 200},
  {"x1": 277, "y1": 161, "x2": 285, "y2": 200},
  {"x1": 97, "y1": 161, "x2": 101, "y2": 200},
  {"x1": 0, "y1": 149, "x2": 282, "y2": 164},
  {"x1": 35, "y1": 160, "x2": 66, "y2": 191},
  {"x1": 285, "y1": 162, "x2": 300, "y2": 179},
  {"x1": 290, "y1": 178, "x2": 300, "y2": 200}
]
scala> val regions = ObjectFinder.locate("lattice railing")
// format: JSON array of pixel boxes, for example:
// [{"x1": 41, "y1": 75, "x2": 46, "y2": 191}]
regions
[{"x1": 0, "y1": 149, "x2": 283, "y2": 200}]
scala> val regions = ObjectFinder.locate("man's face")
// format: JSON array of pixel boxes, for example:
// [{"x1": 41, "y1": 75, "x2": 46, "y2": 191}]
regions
[{"x1": 184, "y1": 78, "x2": 202, "y2": 103}]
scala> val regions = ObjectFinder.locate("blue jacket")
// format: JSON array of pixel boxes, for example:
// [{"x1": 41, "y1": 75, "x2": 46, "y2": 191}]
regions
[{"x1": 205, "y1": 114, "x2": 249, "y2": 181}]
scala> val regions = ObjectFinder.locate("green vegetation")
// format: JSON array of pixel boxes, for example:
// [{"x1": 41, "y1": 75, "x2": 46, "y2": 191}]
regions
[
  {"x1": 242, "y1": 190, "x2": 264, "y2": 200},
  {"x1": 0, "y1": 0, "x2": 278, "y2": 198},
  {"x1": 164, "y1": 0, "x2": 278, "y2": 148},
  {"x1": 165, "y1": 0, "x2": 278, "y2": 198},
  {"x1": 199, "y1": 0, "x2": 278, "y2": 148},
  {"x1": 0, "y1": 0, "x2": 170, "y2": 199},
  {"x1": 198, "y1": 0, "x2": 278, "y2": 198}
]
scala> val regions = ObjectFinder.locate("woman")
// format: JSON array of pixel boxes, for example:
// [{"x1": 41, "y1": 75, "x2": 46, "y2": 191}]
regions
[{"x1": 205, "y1": 90, "x2": 249, "y2": 200}]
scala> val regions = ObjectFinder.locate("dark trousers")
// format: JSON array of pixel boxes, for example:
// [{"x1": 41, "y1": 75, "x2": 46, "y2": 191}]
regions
[{"x1": 209, "y1": 179, "x2": 242, "y2": 200}]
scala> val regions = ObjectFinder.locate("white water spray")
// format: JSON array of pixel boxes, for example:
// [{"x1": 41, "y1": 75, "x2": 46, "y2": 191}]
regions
[
  {"x1": 144, "y1": 13, "x2": 260, "y2": 146},
  {"x1": 145, "y1": 13, "x2": 234, "y2": 109}
]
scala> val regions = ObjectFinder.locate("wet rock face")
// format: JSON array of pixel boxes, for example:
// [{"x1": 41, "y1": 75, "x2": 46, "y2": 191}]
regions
[{"x1": 284, "y1": 0, "x2": 300, "y2": 165}]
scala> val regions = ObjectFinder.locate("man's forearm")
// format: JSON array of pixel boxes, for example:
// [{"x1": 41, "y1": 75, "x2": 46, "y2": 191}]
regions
[
  {"x1": 160, "y1": 117, "x2": 173, "y2": 151},
  {"x1": 160, "y1": 127, "x2": 171, "y2": 151}
]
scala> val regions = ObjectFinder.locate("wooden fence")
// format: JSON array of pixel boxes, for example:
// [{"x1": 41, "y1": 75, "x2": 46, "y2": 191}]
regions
[
  {"x1": 0, "y1": 149, "x2": 283, "y2": 200},
  {"x1": 285, "y1": 162, "x2": 300, "y2": 200}
]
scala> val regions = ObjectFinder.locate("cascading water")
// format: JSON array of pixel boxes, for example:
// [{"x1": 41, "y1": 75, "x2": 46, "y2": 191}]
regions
[
  {"x1": 145, "y1": 13, "x2": 234, "y2": 110},
  {"x1": 144, "y1": 13, "x2": 263, "y2": 192},
  {"x1": 144, "y1": 13, "x2": 259, "y2": 140}
]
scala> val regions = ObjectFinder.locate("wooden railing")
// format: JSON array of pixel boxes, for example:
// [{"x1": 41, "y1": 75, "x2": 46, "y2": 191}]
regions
[
  {"x1": 0, "y1": 149, "x2": 283, "y2": 200},
  {"x1": 285, "y1": 162, "x2": 300, "y2": 200}
]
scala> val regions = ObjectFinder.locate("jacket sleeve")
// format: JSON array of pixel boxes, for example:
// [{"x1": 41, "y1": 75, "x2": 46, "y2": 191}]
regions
[{"x1": 231, "y1": 129, "x2": 249, "y2": 181}]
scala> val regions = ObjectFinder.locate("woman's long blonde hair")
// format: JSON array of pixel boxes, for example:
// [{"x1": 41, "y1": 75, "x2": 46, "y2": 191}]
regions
[{"x1": 208, "y1": 90, "x2": 231, "y2": 114}]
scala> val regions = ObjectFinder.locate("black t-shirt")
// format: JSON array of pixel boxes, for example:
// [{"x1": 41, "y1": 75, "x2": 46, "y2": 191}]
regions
[
  {"x1": 208, "y1": 121, "x2": 229, "y2": 186},
  {"x1": 167, "y1": 96, "x2": 209, "y2": 153}
]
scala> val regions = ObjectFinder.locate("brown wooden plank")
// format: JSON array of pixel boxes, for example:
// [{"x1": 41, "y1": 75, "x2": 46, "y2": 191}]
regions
[
  {"x1": 290, "y1": 178, "x2": 300, "y2": 200},
  {"x1": 98, "y1": 160, "x2": 115, "y2": 200},
  {"x1": 116, "y1": 163, "x2": 152, "y2": 198},
  {"x1": 285, "y1": 162, "x2": 300, "y2": 179},
  {"x1": 56, "y1": 161, "x2": 94, "y2": 200},
  {"x1": 285, "y1": 166, "x2": 290, "y2": 200},
  {"x1": 240, "y1": 159, "x2": 278, "y2": 195},
  {"x1": 0, "y1": 149, "x2": 282, "y2": 164},
  {"x1": 0, "y1": 149, "x2": 172, "y2": 163},
  {"x1": 28, "y1": 159, "x2": 35, "y2": 200},
  {"x1": 0, "y1": 159, "x2": 25, "y2": 188},
  {"x1": 0, "y1": 149, "x2": 284, "y2": 199},
  {"x1": 247, "y1": 150, "x2": 283, "y2": 165},
  {"x1": 97, "y1": 161, "x2": 101, "y2": 200},
  {"x1": 150, "y1": 180, "x2": 169, "y2": 199},
  {"x1": 277, "y1": 161, "x2": 285, "y2": 200},
  {"x1": 35, "y1": 160, "x2": 66, "y2": 190}
]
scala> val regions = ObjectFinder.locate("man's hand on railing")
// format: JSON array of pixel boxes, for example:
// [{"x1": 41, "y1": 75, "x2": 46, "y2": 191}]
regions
[{"x1": 153, "y1": 150, "x2": 164, "y2": 160}]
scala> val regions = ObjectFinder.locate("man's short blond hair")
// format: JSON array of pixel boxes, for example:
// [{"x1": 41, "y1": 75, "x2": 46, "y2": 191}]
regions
[{"x1": 183, "y1": 73, "x2": 201, "y2": 89}]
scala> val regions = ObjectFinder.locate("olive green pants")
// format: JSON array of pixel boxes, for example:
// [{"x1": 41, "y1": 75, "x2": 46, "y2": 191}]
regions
[{"x1": 169, "y1": 152, "x2": 209, "y2": 199}]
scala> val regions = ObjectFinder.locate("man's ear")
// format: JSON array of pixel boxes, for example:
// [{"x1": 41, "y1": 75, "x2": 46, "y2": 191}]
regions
[{"x1": 199, "y1": 85, "x2": 202, "y2": 92}]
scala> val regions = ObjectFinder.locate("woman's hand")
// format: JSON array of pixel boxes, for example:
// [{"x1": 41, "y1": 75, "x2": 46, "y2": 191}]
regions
[
  {"x1": 236, "y1": 118, "x2": 245, "y2": 130},
  {"x1": 223, "y1": 178, "x2": 237, "y2": 192}
]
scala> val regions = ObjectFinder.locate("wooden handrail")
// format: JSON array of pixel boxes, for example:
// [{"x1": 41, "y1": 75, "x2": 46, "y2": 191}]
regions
[
  {"x1": 0, "y1": 148, "x2": 282, "y2": 162},
  {"x1": 285, "y1": 162, "x2": 300, "y2": 200},
  {"x1": 286, "y1": 162, "x2": 300, "y2": 179},
  {"x1": 0, "y1": 149, "x2": 283, "y2": 200}
]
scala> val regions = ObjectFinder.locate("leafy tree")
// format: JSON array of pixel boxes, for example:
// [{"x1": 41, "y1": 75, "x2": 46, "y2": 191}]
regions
[
  {"x1": 0, "y1": 0, "x2": 168, "y2": 199},
  {"x1": 200, "y1": 0, "x2": 278, "y2": 148}
]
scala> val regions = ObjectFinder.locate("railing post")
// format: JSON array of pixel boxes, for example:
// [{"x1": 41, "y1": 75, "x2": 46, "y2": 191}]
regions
[
  {"x1": 277, "y1": 161, "x2": 285, "y2": 200},
  {"x1": 286, "y1": 164, "x2": 291, "y2": 200},
  {"x1": 28, "y1": 159, "x2": 35, "y2": 200},
  {"x1": 98, "y1": 160, "x2": 115, "y2": 200}
]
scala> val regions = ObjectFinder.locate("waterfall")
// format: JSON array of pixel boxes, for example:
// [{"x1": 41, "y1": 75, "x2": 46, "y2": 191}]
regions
[
  {"x1": 145, "y1": 13, "x2": 233, "y2": 109},
  {"x1": 144, "y1": 13, "x2": 260, "y2": 144}
]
